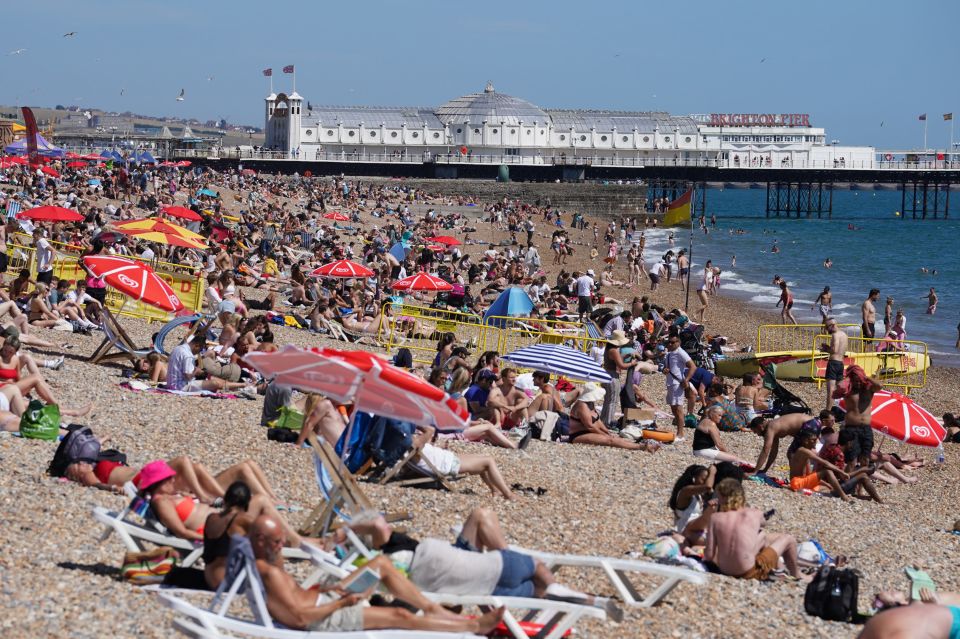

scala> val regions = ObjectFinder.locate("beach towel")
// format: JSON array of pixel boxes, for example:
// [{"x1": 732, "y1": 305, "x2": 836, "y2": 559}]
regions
[{"x1": 119, "y1": 381, "x2": 241, "y2": 399}]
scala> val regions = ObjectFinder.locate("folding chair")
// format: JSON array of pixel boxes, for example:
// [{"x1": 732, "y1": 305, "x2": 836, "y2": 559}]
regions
[{"x1": 89, "y1": 307, "x2": 155, "y2": 365}]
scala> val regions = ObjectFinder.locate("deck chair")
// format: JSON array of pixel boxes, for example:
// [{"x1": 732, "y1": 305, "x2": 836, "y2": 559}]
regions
[
  {"x1": 90, "y1": 307, "x2": 155, "y2": 365},
  {"x1": 509, "y1": 545, "x2": 708, "y2": 608},
  {"x1": 153, "y1": 313, "x2": 212, "y2": 356},
  {"x1": 298, "y1": 529, "x2": 608, "y2": 639},
  {"x1": 298, "y1": 433, "x2": 412, "y2": 538},
  {"x1": 159, "y1": 534, "x2": 485, "y2": 639},
  {"x1": 376, "y1": 441, "x2": 461, "y2": 492}
]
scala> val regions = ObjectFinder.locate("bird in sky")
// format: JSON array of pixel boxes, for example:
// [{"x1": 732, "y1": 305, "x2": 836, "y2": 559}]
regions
[
  {"x1": 120, "y1": 88, "x2": 125, "y2": 96},
  {"x1": 63, "y1": 31, "x2": 77, "y2": 37},
  {"x1": 8, "y1": 48, "x2": 26, "y2": 55},
  {"x1": 207, "y1": 75, "x2": 214, "y2": 82},
  {"x1": 176, "y1": 88, "x2": 185, "y2": 101},
  {"x1": 760, "y1": 57, "x2": 766, "y2": 63},
  {"x1": 880, "y1": 121, "x2": 884, "y2": 127}
]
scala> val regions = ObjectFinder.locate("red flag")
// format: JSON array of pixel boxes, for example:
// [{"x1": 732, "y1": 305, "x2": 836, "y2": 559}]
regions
[
  {"x1": 282, "y1": 65, "x2": 295, "y2": 74},
  {"x1": 262, "y1": 68, "x2": 272, "y2": 77},
  {"x1": 21, "y1": 107, "x2": 39, "y2": 165}
]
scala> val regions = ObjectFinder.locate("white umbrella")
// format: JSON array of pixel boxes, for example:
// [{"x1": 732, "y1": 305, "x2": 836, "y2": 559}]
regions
[{"x1": 502, "y1": 344, "x2": 613, "y2": 383}]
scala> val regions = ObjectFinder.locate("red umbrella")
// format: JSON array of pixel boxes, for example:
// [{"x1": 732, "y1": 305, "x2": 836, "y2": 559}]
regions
[
  {"x1": 160, "y1": 161, "x2": 178, "y2": 167},
  {"x1": 0, "y1": 157, "x2": 27, "y2": 169},
  {"x1": 391, "y1": 272, "x2": 453, "y2": 292},
  {"x1": 241, "y1": 168, "x2": 256, "y2": 176},
  {"x1": 175, "y1": 160, "x2": 192, "y2": 167},
  {"x1": 66, "y1": 161, "x2": 88, "y2": 168},
  {"x1": 322, "y1": 212, "x2": 350, "y2": 221},
  {"x1": 161, "y1": 206, "x2": 203, "y2": 222},
  {"x1": 81, "y1": 255, "x2": 184, "y2": 312},
  {"x1": 39, "y1": 166, "x2": 60, "y2": 178},
  {"x1": 309, "y1": 259, "x2": 375, "y2": 279},
  {"x1": 65, "y1": 152, "x2": 81, "y2": 159},
  {"x1": 426, "y1": 244, "x2": 446, "y2": 252},
  {"x1": 17, "y1": 206, "x2": 84, "y2": 222},
  {"x1": 425, "y1": 236, "x2": 461, "y2": 247},
  {"x1": 839, "y1": 390, "x2": 946, "y2": 447},
  {"x1": 245, "y1": 346, "x2": 364, "y2": 402},
  {"x1": 81, "y1": 153, "x2": 103, "y2": 160}
]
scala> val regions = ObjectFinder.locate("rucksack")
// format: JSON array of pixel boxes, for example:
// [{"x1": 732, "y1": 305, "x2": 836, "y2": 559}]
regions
[
  {"x1": 804, "y1": 565, "x2": 862, "y2": 622},
  {"x1": 48, "y1": 424, "x2": 101, "y2": 477}
]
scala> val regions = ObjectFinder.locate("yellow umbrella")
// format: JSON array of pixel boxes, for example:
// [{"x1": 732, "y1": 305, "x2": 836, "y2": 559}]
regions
[{"x1": 112, "y1": 217, "x2": 208, "y2": 250}]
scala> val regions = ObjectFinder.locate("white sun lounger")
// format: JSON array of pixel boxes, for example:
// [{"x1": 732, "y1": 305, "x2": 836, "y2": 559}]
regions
[
  {"x1": 158, "y1": 535, "x2": 482, "y2": 639},
  {"x1": 508, "y1": 545, "x2": 708, "y2": 608}
]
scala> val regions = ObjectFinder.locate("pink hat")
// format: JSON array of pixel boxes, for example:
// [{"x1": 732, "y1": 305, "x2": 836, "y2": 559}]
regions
[{"x1": 135, "y1": 460, "x2": 177, "y2": 491}]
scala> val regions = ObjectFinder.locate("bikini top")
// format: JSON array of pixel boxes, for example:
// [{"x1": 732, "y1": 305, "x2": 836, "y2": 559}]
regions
[{"x1": 0, "y1": 364, "x2": 19, "y2": 381}]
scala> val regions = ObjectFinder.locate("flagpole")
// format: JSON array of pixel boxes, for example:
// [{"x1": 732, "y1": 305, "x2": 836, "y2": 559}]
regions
[
  {"x1": 684, "y1": 222, "x2": 693, "y2": 312},
  {"x1": 923, "y1": 118, "x2": 928, "y2": 151},
  {"x1": 270, "y1": 73, "x2": 273, "y2": 95}
]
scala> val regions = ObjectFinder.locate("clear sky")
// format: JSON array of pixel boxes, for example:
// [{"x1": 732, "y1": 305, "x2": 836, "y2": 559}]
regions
[{"x1": 2, "y1": 0, "x2": 957, "y2": 150}]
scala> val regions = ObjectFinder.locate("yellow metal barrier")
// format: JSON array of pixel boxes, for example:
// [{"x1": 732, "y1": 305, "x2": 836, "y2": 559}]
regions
[
  {"x1": 809, "y1": 335, "x2": 929, "y2": 394},
  {"x1": 486, "y1": 316, "x2": 595, "y2": 355},
  {"x1": 380, "y1": 303, "x2": 486, "y2": 366},
  {"x1": 7, "y1": 240, "x2": 205, "y2": 322},
  {"x1": 756, "y1": 323, "x2": 860, "y2": 354}
]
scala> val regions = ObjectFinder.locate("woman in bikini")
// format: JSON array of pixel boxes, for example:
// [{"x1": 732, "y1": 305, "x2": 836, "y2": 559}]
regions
[
  {"x1": 567, "y1": 383, "x2": 659, "y2": 452},
  {"x1": 0, "y1": 338, "x2": 92, "y2": 416},
  {"x1": 137, "y1": 461, "x2": 308, "y2": 548},
  {"x1": 27, "y1": 284, "x2": 62, "y2": 328}
]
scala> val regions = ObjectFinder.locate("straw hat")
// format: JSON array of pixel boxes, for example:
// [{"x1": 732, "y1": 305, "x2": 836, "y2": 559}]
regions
[
  {"x1": 578, "y1": 382, "x2": 606, "y2": 404},
  {"x1": 607, "y1": 330, "x2": 630, "y2": 347},
  {"x1": 134, "y1": 460, "x2": 177, "y2": 491}
]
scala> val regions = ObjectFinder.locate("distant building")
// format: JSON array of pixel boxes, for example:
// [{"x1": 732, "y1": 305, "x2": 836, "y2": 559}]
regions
[{"x1": 264, "y1": 82, "x2": 873, "y2": 168}]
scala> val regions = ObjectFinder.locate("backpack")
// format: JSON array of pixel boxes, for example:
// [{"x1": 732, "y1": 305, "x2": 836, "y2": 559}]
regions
[
  {"x1": 804, "y1": 565, "x2": 861, "y2": 622},
  {"x1": 48, "y1": 424, "x2": 101, "y2": 477}
]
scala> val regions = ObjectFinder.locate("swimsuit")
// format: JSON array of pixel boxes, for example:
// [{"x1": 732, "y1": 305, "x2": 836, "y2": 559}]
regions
[
  {"x1": 202, "y1": 512, "x2": 239, "y2": 564},
  {"x1": 174, "y1": 496, "x2": 203, "y2": 534},
  {"x1": 94, "y1": 460, "x2": 123, "y2": 484},
  {"x1": 790, "y1": 472, "x2": 821, "y2": 491},
  {"x1": 949, "y1": 606, "x2": 960, "y2": 639}
]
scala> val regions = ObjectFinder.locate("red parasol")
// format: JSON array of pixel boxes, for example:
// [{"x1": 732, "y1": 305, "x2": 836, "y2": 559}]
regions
[
  {"x1": 17, "y1": 206, "x2": 84, "y2": 222},
  {"x1": 0, "y1": 157, "x2": 28, "y2": 168},
  {"x1": 175, "y1": 160, "x2": 192, "y2": 167},
  {"x1": 81, "y1": 153, "x2": 103, "y2": 160},
  {"x1": 241, "y1": 168, "x2": 256, "y2": 176},
  {"x1": 64, "y1": 152, "x2": 81, "y2": 159},
  {"x1": 39, "y1": 166, "x2": 60, "y2": 178},
  {"x1": 322, "y1": 212, "x2": 350, "y2": 221},
  {"x1": 161, "y1": 206, "x2": 203, "y2": 222},
  {"x1": 839, "y1": 390, "x2": 947, "y2": 447},
  {"x1": 425, "y1": 236, "x2": 461, "y2": 247},
  {"x1": 309, "y1": 259, "x2": 375, "y2": 279},
  {"x1": 66, "y1": 161, "x2": 88, "y2": 168},
  {"x1": 391, "y1": 272, "x2": 453, "y2": 292},
  {"x1": 426, "y1": 244, "x2": 446, "y2": 252},
  {"x1": 81, "y1": 255, "x2": 184, "y2": 312}
]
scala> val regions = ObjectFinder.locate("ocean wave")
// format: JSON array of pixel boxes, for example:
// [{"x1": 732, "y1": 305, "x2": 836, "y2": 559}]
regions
[
  {"x1": 723, "y1": 280, "x2": 779, "y2": 294},
  {"x1": 833, "y1": 303, "x2": 853, "y2": 309},
  {"x1": 750, "y1": 294, "x2": 781, "y2": 304}
]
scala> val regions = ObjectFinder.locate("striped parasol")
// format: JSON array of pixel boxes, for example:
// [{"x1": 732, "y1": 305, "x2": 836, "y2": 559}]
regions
[
  {"x1": 112, "y1": 217, "x2": 207, "y2": 249},
  {"x1": 501, "y1": 344, "x2": 613, "y2": 383}
]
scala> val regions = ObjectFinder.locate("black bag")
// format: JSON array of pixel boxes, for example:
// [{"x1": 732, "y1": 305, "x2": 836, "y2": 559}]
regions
[
  {"x1": 267, "y1": 428, "x2": 299, "y2": 443},
  {"x1": 804, "y1": 565, "x2": 861, "y2": 622}
]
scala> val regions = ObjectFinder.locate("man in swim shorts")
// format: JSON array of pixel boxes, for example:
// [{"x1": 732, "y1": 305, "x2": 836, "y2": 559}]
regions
[
  {"x1": 840, "y1": 365, "x2": 882, "y2": 471},
  {"x1": 822, "y1": 317, "x2": 849, "y2": 412},
  {"x1": 862, "y1": 288, "x2": 880, "y2": 339}
]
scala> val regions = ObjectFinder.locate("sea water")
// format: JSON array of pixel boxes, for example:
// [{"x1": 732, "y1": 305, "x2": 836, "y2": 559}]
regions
[{"x1": 637, "y1": 188, "x2": 960, "y2": 367}]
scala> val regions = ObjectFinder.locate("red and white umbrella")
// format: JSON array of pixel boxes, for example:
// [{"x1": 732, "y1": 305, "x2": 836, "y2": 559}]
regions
[
  {"x1": 322, "y1": 212, "x2": 350, "y2": 221},
  {"x1": 175, "y1": 160, "x2": 192, "y2": 167},
  {"x1": 161, "y1": 205, "x2": 203, "y2": 222},
  {"x1": 839, "y1": 390, "x2": 946, "y2": 447},
  {"x1": 424, "y1": 236, "x2": 461, "y2": 247},
  {"x1": 245, "y1": 347, "x2": 468, "y2": 430},
  {"x1": 309, "y1": 259, "x2": 375, "y2": 279},
  {"x1": 17, "y1": 206, "x2": 84, "y2": 222},
  {"x1": 0, "y1": 156, "x2": 28, "y2": 168},
  {"x1": 391, "y1": 272, "x2": 453, "y2": 292},
  {"x1": 66, "y1": 161, "x2": 88, "y2": 168},
  {"x1": 39, "y1": 166, "x2": 60, "y2": 178},
  {"x1": 81, "y1": 255, "x2": 184, "y2": 312}
]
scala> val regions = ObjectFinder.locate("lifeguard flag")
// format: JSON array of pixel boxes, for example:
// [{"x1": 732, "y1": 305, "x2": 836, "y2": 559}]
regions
[{"x1": 662, "y1": 189, "x2": 693, "y2": 228}]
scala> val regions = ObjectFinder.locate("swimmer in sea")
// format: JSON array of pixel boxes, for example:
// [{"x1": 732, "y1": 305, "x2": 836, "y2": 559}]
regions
[
  {"x1": 924, "y1": 287, "x2": 937, "y2": 315},
  {"x1": 731, "y1": 255, "x2": 736, "y2": 267},
  {"x1": 772, "y1": 274, "x2": 783, "y2": 286},
  {"x1": 823, "y1": 257, "x2": 832, "y2": 268}
]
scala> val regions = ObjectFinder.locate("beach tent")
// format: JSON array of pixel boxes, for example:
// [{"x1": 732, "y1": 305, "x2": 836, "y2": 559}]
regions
[
  {"x1": 483, "y1": 287, "x2": 534, "y2": 327},
  {"x1": 132, "y1": 151, "x2": 157, "y2": 164},
  {"x1": 388, "y1": 242, "x2": 409, "y2": 262},
  {"x1": 3, "y1": 133, "x2": 64, "y2": 158}
]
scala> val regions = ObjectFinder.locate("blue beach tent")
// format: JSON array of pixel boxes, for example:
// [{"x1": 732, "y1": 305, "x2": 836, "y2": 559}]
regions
[{"x1": 482, "y1": 287, "x2": 534, "y2": 328}]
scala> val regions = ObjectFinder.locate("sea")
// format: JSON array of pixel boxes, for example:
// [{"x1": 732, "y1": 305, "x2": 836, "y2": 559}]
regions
[{"x1": 636, "y1": 188, "x2": 960, "y2": 367}]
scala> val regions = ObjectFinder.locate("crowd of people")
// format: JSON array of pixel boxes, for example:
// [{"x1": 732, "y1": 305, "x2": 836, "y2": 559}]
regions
[{"x1": 1, "y1": 152, "x2": 957, "y2": 638}]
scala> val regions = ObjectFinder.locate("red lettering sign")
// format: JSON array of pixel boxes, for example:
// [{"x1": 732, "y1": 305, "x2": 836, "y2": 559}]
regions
[{"x1": 706, "y1": 113, "x2": 812, "y2": 127}]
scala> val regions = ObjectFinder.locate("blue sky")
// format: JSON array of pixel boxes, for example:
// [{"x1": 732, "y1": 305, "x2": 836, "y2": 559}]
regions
[{"x1": 2, "y1": 0, "x2": 957, "y2": 150}]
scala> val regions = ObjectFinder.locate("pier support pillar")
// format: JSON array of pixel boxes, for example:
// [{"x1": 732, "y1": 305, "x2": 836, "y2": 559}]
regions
[{"x1": 765, "y1": 181, "x2": 833, "y2": 218}]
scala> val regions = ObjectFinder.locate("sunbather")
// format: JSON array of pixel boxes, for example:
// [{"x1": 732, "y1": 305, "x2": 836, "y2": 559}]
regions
[
  {"x1": 0, "y1": 338, "x2": 91, "y2": 417},
  {"x1": 250, "y1": 514, "x2": 504, "y2": 634},
  {"x1": 567, "y1": 383, "x2": 659, "y2": 452},
  {"x1": 860, "y1": 586, "x2": 960, "y2": 639},
  {"x1": 788, "y1": 430, "x2": 882, "y2": 502},
  {"x1": 692, "y1": 405, "x2": 751, "y2": 465},
  {"x1": 340, "y1": 507, "x2": 624, "y2": 621},
  {"x1": 703, "y1": 478, "x2": 809, "y2": 582},
  {"x1": 437, "y1": 368, "x2": 521, "y2": 449},
  {"x1": 669, "y1": 464, "x2": 717, "y2": 548},
  {"x1": 138, "y1": 461, "x2": 305, "y2": 547},
  {"x1": 296, "y1": 394, "x2": 349, "y2": 447},
  {"x1": 412, "y1": 425, "x2": 515, "y2": 499}
]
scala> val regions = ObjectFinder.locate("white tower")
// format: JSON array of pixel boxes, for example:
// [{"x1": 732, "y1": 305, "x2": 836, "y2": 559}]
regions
[
  {"x1": 286, "y1": 91, "x2": 303, "y2": 154},
  {"x1": 264, "y1": 92, "x2": 277, "y2": 147}
]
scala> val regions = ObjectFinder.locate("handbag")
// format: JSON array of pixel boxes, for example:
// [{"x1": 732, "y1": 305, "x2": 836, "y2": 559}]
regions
[{"x1": 19, "y1": 400, "x2": 61, "y2": 440}]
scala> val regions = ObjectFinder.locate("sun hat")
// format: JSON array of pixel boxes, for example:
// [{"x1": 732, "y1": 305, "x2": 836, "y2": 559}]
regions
[
  {"x1": 135, "y1": 460, "x2": 177, "y2": 491},
  {"x1": 578, "y1": 382, "x2": 606, "y2": 404},
  {"x1": 586, "y1": 269, "x2": 595, "y2": 277},
  {"x1": 607, "y1": 330, "x2": 630, "y2": 347}
]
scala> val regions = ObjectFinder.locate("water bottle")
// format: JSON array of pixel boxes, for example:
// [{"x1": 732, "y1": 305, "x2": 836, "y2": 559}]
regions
[{"x1": 936, "y1": 444, "x2": 946, "y2": 466}]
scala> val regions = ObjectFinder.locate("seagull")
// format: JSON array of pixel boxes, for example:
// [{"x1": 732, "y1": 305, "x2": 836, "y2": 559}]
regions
[
  {"x1": 880, "y1": 121, "x2": 884, "y2": 127},
  {"x1": 63, "y1": 31, "x2": 77, "y2": 37},
  {"x1": 760, "y1": 57, "x2": 766, "y2": 63},
  {"x1": 176, "y1": 88, "x2": 185, "y2": 101},
  {"x1": 8, "y1": 48, "x2": 26, "y2": 55},
  {"x1": 120, "y1": 88, "x2": 125, "y2": 96},
  {"x1": 207, "y1": 75, "x2": 214, "y2": 82}
]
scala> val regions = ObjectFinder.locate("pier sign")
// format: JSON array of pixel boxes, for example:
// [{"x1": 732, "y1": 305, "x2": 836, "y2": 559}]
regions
[{"x1": 708, "y1": 113, "x2": 810, "y2": 127}]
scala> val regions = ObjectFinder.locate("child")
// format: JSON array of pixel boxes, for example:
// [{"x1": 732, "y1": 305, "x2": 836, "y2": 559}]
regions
[{"x1": 789, "y1": 431, "x2": 883, "y2": 503}]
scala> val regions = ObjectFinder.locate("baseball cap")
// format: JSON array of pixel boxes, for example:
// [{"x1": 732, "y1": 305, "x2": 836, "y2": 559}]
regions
[
  {"x1": 586, "y1": 269, "x2": 595, "y2": 277},
  {"x1": 477, "y1": 369, "x2": 497, "y2": 382}
]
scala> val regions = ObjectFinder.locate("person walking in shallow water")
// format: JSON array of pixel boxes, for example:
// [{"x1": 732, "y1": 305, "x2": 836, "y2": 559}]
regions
[
  {"x1": 925, "y1": 287, "x2": 937, "y2": 315},
  {"x1": 776, "y1": 281, "x2": 797, "y2": 325}
]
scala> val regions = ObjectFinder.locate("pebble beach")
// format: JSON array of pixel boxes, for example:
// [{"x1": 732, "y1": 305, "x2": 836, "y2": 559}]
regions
[{"x1": 1, "y1": 181, "x2": 959, "y2": 639}]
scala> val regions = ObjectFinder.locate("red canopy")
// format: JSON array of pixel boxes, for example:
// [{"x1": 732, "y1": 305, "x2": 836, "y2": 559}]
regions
[
  {"x1": 391, "y1": 272, "x2": 453, "y2": 291},
  {"x1": 322, "y1": 212, "x2": 350, "y2": 221},
  {"x1": 81, "y1": 255, "x2": 184, "y2": 312},
  {"x1": 425, "y1": 236, "x2": 461, "y2": 246},
  {"x1": 839, "y1": 390, "x2": 946, "y2": 447},
  {"x1": 161, "y1": 206, "x2": 203, "y2": 222},
  {"x1": 17, "y1": 206, "x2": 84, "y2": 222},
  {"x1": 66, "y1": 161, "x2": 88, "y2": 168},
  {"x1": 309, "y1": 259, "x2": 375, "y2": 279}
]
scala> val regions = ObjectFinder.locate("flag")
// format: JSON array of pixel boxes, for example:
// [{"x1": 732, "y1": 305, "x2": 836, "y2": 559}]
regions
[
  {"x1": 918, "y1": 114, "x2": 927, "y2": 121},
  {"x1": 21, "y1": 107, "x2": 38, "y2": 164},
  {"x1": 662, "y1": 189, "x2": 692, "y2": 228},
  {"x1": 282, "y1": 65, "x2": 295, "y2": 74},
  {"x1": 945, "y1": 113, "x2": 954, "y2": 121},
  {"x1": 262, "y1": 68, "x2": 272, "y2": 77}
]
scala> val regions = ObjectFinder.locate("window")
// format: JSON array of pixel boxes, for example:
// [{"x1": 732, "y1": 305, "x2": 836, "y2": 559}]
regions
[
  {"x1": 369, "y1": 131, "x2": 377, "y2": 138},
  {"x1": 432, "y1": 132, "x2": 440, "y2": 139},
  {"x1": 492, "y1": 128, "x2": 498, "y2": 134},
  {"x1": 559, "y1": 134, "x2": 566, "y2": 141},
  {"x1": 527, "y1": 130, "x2": 532, "y2": 135},
  {"x1": 456, "y1": 128, "x2": 462, "y2": 134},
  {"x1": 579, "y1": 135, "x2": 586, "y2": 141},
  {"x1": 348, "y1": 130, "x2": 355, "y2": 137},
  {"x1": 622, "y1": 135, "x2": 629, "y2": 142},
  {"x1": 664, "y1": 136, "x2": 671, "y2": 142},
  {"x1": 390, "y1": 131, "x2": 398, "y2": 138},
  {"x1": 642, "y1": 136, "x2": 650, "y2": 142},
  {"x1": 474, "y1": 128, "x2": 480, "y2": 134},
  {"x1": 327, "y1": 129, "x2": 334, "y2": 136},
  {"x1": 412, "y1": 131, "x2": 419, "y2": 138},
  {"x1": 305, "y1": 129, "x2": 313, "y2": 137},
  {"x1": 510, "y1": 129, "x2": 516, "y2": 134},
  {"x1": 684, "y1": 136, "x2": 691, "y2": 143},
  {"x1": 600, "y1": 135, "x2": 607, "y2": 141}
]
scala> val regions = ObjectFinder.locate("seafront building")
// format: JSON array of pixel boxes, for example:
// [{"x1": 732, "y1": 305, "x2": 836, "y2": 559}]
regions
[{"x1": 263, "y1": 82, "x2": 873, "y2": 169}]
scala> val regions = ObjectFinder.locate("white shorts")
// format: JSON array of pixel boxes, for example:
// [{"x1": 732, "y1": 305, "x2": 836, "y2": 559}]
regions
[
  {"x1": 182, "y1": 380, "x2": 207, "y2": 393},
  {"x1": 693, "y1": 447, "x2": 722, "y2": 460},
  {"x1": 666, "y1": 385, "x2": 686, "y2": 406},
  {"x1": 417, "y1": 444, "x2": 461, "y2": 477}
]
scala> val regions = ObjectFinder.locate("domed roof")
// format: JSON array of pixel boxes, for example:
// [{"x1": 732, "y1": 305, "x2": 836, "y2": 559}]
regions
[{"x1": 436, "y1": 82, "x2": 549, "y2": 127}]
